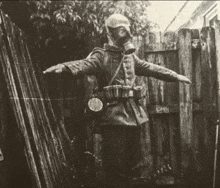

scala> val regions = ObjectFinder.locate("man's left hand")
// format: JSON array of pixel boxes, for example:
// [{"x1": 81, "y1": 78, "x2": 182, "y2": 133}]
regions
[{"x1": 177, "y1": 74, "x2": 191, "y2": 84}]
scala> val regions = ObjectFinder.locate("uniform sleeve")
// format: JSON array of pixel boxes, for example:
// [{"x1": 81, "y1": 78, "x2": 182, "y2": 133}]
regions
[
  {"x1": 134, "y1": 54, "x2": 178, "y2": 82},
  {"x1": 62, "y1": 48, "x2": 104, "y2": 76}
]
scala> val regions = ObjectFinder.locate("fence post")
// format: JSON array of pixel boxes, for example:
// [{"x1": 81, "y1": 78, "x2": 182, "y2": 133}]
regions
[
  {"x1": 200, "y1": 26, "x2": 217, "y2": 186},
  {"x1": 213, "y1": 21, "x2": 220, "y2": 187},
  {"x1": 163, "y1": 31, "x2": 179, "y2": 175},
  {"x1": 177, "y1": 29, "x2": 193, "y2": 175},
  {"x1": 214, "y1": 22, "x2": 220, "y2": 119}
]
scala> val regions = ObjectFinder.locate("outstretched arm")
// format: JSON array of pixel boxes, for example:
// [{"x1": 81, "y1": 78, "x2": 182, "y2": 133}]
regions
[
  {"x1": 43, "y1": 48, "x2": 104, "y2": 76},
  {"x1": 134, "y1": 54, "x2": 191, "y2": 84}
]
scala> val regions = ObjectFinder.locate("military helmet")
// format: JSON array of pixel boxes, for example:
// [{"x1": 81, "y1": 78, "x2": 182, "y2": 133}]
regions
[{"x1": 105, "y1": 14, "x2": 131, "y2": 36}]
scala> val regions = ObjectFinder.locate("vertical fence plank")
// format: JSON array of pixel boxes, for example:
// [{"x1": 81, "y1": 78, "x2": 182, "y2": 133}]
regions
[
  {"x1": 146, "y1": 32, "x2": 166, "y2": 105},
  {"x1": 0, "y1": 10, "x2": 74, "y2": 188},
  {"x1": 214, "y1": 20, "x2": 220, "y2": 187},
  {"x1": 164, "y1": 31, "x2": 179, "y2": 106},
  {"x1": 163, "y1": 31, "x2": 179, "y2": 176},
  {"x1": 134, "y1": 35, "x2": 153, "y2": 178},
  {"x1": 191, "y1": 29, "x2": 202, "y2": 102},
  {"x1": 177, "y1": 29, "x2": 193, "y2": 173},
  {"x1": 145, "y1": 32, "x2": 168, "y2": 181},
  {"x1": 215, "y1": 21, "x2": 220, "y2": 109},
  {"x1": 0, "y1": 58, "x2": 7, "y2": 164},
  {"x1": 0, "y1": 19, "x2": 42, "y2": 188},
  {"x1": 200, "y1": 26, "x2": 217, "y2": 185},
  {"x1": 168, "y1": 114, "x2": 180, "y2": 177},
  {"x1": 200, "y1": 26, "x2": 217, "y2": 153},
  {"x1": 191, "y1": 29, "x2": 202, "y2": 176}
]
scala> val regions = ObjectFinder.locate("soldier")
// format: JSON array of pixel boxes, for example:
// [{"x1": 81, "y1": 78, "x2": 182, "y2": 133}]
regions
[{"x1": 44, "y1": 14, "x2": 191, "y2": 188}]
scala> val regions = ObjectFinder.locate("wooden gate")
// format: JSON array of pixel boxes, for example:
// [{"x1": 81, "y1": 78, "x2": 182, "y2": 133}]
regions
[{"x1": 133, "y1": 23, "x2": 220, "y2": 186}]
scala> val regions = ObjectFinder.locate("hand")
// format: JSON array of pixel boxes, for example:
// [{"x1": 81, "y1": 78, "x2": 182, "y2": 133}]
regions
[
  {"x1": 43, "y1": 64, "x2": 66, "y2": 74},
  {"x1": 177, "y1": 74, "x2": 191, "y2": 84}
]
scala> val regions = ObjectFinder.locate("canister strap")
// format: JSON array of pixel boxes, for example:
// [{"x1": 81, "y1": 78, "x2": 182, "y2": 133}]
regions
[{"x1": 108, "y1": 57, "x2": 124, "y2": 86}]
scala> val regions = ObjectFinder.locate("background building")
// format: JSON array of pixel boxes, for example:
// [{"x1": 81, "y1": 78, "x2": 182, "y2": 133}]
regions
[{"x1": 165, "y1": 1, "x2": 220, "y2": 32}]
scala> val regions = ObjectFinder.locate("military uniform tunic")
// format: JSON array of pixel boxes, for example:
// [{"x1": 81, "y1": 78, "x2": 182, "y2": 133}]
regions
[{"x1": 63, "y1": 43, "x2": 178, "y2": 127}]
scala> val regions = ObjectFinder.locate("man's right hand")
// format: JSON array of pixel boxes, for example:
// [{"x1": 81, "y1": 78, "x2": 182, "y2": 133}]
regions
[{"x1": 43, "y1": 64, "x2": 66, "y2": 74}]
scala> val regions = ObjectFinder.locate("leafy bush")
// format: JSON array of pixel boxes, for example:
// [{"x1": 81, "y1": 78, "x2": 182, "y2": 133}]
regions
[{"x1": 1, "y1": 1, "x2": 154, "y2": 65}]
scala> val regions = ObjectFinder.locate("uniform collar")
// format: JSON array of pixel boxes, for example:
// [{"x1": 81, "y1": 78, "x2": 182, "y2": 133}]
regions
[{"x1": 104, "y1": 43, "x2": 123, "y2": 52}]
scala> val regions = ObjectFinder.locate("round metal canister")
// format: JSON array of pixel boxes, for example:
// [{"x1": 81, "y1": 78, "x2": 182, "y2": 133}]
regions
[
  {"x1": 88, "y1": 98, "x2": 103, "y2": 112},
  {"x1": 121, "y1": 85, "x2": 131, "y2": 98},
  {"x1": 133, "y1": 86, "x2": 143, "y2": 100},
  {"x1": 112, "y1": 85, "x2": 122, "y2": 98}
]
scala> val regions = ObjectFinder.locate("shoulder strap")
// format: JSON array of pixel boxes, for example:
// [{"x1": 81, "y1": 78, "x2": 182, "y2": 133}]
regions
[
  {"x1": 87, "y1": 48, "x2": 124, "y2": 86},
  {"x1": 108, "y1": 55, "x2": 124, "y2": 86},
  {"x1": 86, "y1": 47, "x2": 105, "y2": 59}
]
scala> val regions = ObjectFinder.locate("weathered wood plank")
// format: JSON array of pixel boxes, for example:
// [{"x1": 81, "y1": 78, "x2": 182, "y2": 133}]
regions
[
  {"x1": 177, "y1": 28, "x2": 193, "y2": 172},
  {"x1": 200, "y1": 26, "x2": 217, "y2": 150},
  {"x1": 150, "y1": 114, "x2": 173, "y2": 184},
  {"x1": 146, "y1": 31, "x2": 164, "y2": 105},
  {"x1": 150, "y1": 117, "x2": 164, "y2": 171},
  {"x1": 214, "y1": 20, "x2": 220, "y2": 188},
  {"x1": 191, "y1": 29, "x2": 202, "y2": 102},
  {"x1": 215, "y1": 20, "x2": 220, "y2": 116},
  {"x1": 0, "y1": 10, "x2": 74, "y2": 188},
  {"x1": 146, "y1": 53, "x2": 166, "y2": 105},
  {"x1": 190, "y1": 29, "x2": 203, "y2": 179},
  {"x1": 168, "y1": 113, "x2": 180, "y2": 177},
  {"x1": 199, "y1": 26, "x2": 218, "y2": 184},
  {"x1": 164, "y1": 50, "x2": 179, "y2": 105},
  {"x1": 134, "y1": 35, "x2": 153, "y2": 178},
  {"x1": 160, "y1": 32, "x2": 180, "y2": 179},
  {"x1": 148, "y1": 102, "x2": 202, "y2": 114},
  {"x1": 0, "y1": 57, "x2": 7, "y2": 163},
  {"x1": 133, "y1": 35, "x2": 145, "y2": 59},
  {"x1": 0, "y1": 17, "x2": 42, "y2": 188},
  {"x1": 139, "y1": 122, "x2": 153, "y2": 178},
  {"x1": 3, "y1": 16, "x2": 53, "y2": 187},
  {"x1": 163, "y1": 31, "x2": 179, "y2": 105},
  {"x1": 146, "y1": 39, "x2": 171, "y2": 179}
]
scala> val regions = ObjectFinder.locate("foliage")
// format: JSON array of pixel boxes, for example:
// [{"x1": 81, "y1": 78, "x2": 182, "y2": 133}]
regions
[
  {"x1": 16, "y1": 1, "x2": 151, "y2": 48},
  {"x1": 1, "y1": 1, "x2": 154, "y2": 65},
  {"x1": 27, "y1": 1, "x2": 151, "y2": 44}
]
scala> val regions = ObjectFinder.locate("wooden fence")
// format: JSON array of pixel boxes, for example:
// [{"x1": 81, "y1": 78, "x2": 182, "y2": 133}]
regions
[
  {"x1": 132, "y1": 25, "x2": 220, "y2": 186},
  {"x1": 1, "y1": 9, "x2": 220, "y2": 187}
]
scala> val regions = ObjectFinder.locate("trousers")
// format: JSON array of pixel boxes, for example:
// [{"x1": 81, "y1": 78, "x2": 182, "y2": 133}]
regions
[{"x1": 100, "y1": 125, "x2": 142, "y2": 188}]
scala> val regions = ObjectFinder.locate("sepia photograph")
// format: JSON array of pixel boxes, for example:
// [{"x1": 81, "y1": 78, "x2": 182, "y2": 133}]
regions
[{"x1": 0, "y1": 1, "x2": 219, "y2": 188}]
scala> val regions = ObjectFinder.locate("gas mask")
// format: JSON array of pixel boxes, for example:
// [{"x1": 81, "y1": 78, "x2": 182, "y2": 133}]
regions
[{"x1": 108, "y1": 26, "x2": 135, "y2": 54}]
